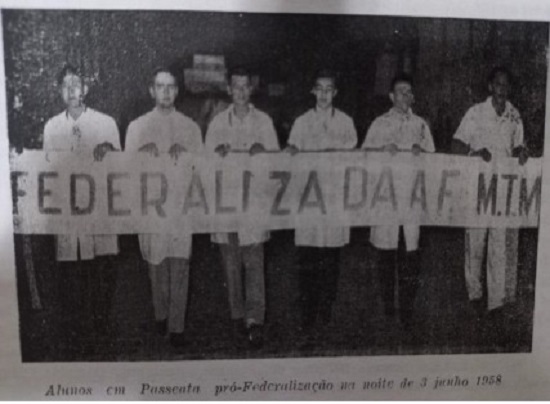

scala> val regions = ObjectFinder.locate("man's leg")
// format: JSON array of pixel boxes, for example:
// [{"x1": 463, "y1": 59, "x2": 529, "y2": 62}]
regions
[
  {"x1": 505, "y1": 229, "x2": 519, "y2": 305},
  {"x1": 318, "y1": 247, "x2": 341, "y2": 325},
  {"x1": 69, "y1": 258, "x2": 99, "y2": 352},
  {"x1": 465, "y1": 228, "x2": 488, "y2": 303},
  {"x1": 56, "y1": 260, "x2": 83, "y2": 347},
  {"x1": 399, "y1": 249, "x2": 421, "y2": 328},
  {"x1": 298, "y1": 247, "x2": 321, "y2": 330},
  {"x1": 88, "y1": 256, "x2": 117, "y2": 336},
  {"x1": 219, "y1": 234, "x2": 245, "y2": 321},
  {"x1": 167, "y1": 257, "x2": 190, "y2": 334},
  {"x1": 487, "y1": 228, "x2": 510, "y2": 311},
  {"x1": 166, "y1": 257, "x2": 190, "y2": 348},
  {"x1": 148, "y1": 259, "x2": 170, "y2": 334},
  {"x1": 242, "y1": 243, "x2": 266, "y2": 326},
  {"x1": 399, "y1": 225, "x2": 421, "y2": 328},
  {"x1": 375, "y1": 247, "x2": 397, "y2": 318}
]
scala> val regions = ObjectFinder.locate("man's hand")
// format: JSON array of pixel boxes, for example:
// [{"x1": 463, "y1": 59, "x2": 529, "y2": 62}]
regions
[
  {"x1": 383, "y1": 143, "x2": 399, "y2": 156},
  {"x1": 215, "y1": 143, "x2": 231, "y2": 157},
  {"x1": 138, "y1": 142, "x2": 159, "y2": 157},
  {"x1": 285, "y1": 145, "x2": 299, "y2": 156},
  {"x1": 169, "y1": 143, "x2": 187, "y2": 160},
  {"x1": 93, "y1": 142, "x2": 116, "y2": 161},
  {"x1": 411, "y1": 143, "x2": 423, "y2": 156},
  {"x1": 472, "y1": 148, "x2": 492, "y2": 163},
  {"x1": 249, "y1": 143, "x2": 266, "y2": 156},
  {"x1": 513, "y1": 146, "x2": 529, "y2": 166}
]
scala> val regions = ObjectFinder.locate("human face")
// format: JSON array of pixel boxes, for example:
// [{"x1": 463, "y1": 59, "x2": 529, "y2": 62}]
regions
[
  {"x1": 228, "y1": 75, "x2": 252, "y2": 106},
  {"x1": 312, "y1": 77, "x2": 337, "y2": 111},
  {"x1": 489, "y1": 72, "x2": 510, "y2": 105},
  {"x1": 150, "y1": 72, "x2": 178, "y2": 109},
  {"x1": 61, "y1": 74, "x2": 86, "y2": 109},
  {"x1": 390, "y1": 81, "x2": 414, "y2": 113}
]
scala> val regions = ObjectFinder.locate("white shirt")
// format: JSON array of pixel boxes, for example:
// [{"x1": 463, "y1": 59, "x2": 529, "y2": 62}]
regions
[
  {"x1": 205, "y1": 104, "x2": 280, "y2": 245},
  {"x1": 453, "y1": 96, "x2": 524, "y2": 157},
  {"x1": 288, "y1": 107, "x2": 357, "y2": 247},
  {"x1": 43, "y1": 107, "x2": 121, "y2": 261},
  {"x1": 362, "y1": 107, "x2": 435, "y2": 251},
  {"x1": 126, "y1": 108, "x2": 203, "y2": 264},
  {"x1": 362, "y1": 107, "x2": 435, "y2": 152}
]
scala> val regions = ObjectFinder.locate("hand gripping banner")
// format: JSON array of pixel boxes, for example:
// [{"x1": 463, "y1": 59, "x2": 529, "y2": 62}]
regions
[{"x1": 9, "y1": 150, "x2": 541, "y2": 235}]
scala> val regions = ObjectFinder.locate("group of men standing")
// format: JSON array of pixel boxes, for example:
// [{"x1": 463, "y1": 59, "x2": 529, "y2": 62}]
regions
[{"x1": 36, "y1": 62, "x2": 528, "y2": 352}]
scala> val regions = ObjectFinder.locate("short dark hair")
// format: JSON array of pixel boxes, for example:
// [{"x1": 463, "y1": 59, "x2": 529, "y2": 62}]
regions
[
  {"x1": 390, "y1": 73, "x2": 413, "y2": 92},
  {"x1": 227, "y1": 66, "x2": 252, "y2": 82},
  {"x1": 488, "y1": 66, "x2": 513, "y2": 85},
  {"x1": 57, "y1": 64, "x2": 83, "y2": 86},
  {"x1": 150, "y1": 66, "x2": 179, "y2": 87},
  {"x1": 313, "y1": 69, "x2": 338, "y2": 89}
]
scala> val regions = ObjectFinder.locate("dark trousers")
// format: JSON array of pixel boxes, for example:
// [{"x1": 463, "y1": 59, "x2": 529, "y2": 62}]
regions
[
  {"x1": 219, "y1": 233, "x2": 266, "y2": 326},
  {"x1": 375, "y1": 228, "x2": 421, "y2": 327},
  {"x1": 298, "y1": 247, "x2": 340, "y2": 328},
  {"x1": 57, "y1": 256, "x2": 116, "y2": 341}
]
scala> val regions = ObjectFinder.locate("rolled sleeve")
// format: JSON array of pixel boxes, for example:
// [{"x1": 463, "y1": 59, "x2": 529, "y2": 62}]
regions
[{"x1": 453, "y1": 109, "x2": 475, "y2": 147}]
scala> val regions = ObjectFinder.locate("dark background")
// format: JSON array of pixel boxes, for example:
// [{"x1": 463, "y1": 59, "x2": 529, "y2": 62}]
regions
[
  {"x1": 3, "y1": 9, "x2": 547, "y2": 361},
  {"x1": 3, "y1": 10, "x2": 548, "y2": 153}
]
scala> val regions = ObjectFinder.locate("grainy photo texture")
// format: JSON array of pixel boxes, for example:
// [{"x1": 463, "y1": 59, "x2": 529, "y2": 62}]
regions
[{"x1": 4, "y1": 9, "x2": 546, "y2": 362}]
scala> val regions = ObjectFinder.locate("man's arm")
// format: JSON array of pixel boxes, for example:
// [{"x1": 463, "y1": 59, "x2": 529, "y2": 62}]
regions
[
  {"x1": 362, "y1": 118, "x2": 397, "y2": 154},
  {"x1": 451, "y1": 108, "x2": 491, "y2": 162},
  {"x1": 450, "y1": 139, "x2": 470, "y2": 155},
  {"x1": 190, "y1": 122, "x2": 204, "y2": 153},
  {"x1": 125, "y1": 120, "x2": 158, "y2": 156},
  {"x1": 205, "y1": 115, "x2": 231, "y2": 157},
  {"x1": 42, "y1": 119, "x2": 54, "y2": 151},
  {"x1": 511, "y1": 119, "x2": 528, "y2": 165},
  {"x1": 341, "y1": 117, "x2": 358, "y2": 149},
  {"x1": 94, "y1": 118, "x2": 120, "y2": 161},
  {"x1": 415, "y1": 121, "x2": 435, "y2": 153},
  {"x1": 124, "y1": 121, "x2": 139, "y2": 152},
  {"x1": 259, "y1": 116, "x2": 280, "y2": 151}
]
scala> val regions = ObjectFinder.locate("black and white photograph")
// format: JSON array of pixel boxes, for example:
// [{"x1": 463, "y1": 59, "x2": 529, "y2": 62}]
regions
[{"x1": 3, "y1": 3, "x2": 547, "y2": 370}]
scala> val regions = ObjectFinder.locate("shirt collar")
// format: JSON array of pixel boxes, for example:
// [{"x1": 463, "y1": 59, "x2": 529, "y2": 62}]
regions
[
  {"x1": 228, "y1": 103, "x2": 255, "y2": 126},
  {"x1": 484, "y1": 96, "x2": 512, "y2": 118},
  {"x1": 314, "y1": 106, "x2": 335, "y2": 118},
  {"x1": 153, "y1": 106, "x2": 176, "y2": 117},
  {"x1": 65, "y1": 105, "x2": 88, "y2": 121},
  {"x1": 389, "y1": 106, "x2": 412, "y2": 118}
]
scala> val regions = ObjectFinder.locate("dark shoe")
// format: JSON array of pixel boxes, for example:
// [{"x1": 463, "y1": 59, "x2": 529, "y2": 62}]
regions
[
  {"x1": 156, "y1": 319, "x2": 168, "y2": 336},
  {"x1": 247, "y1": 324, "x2": 264, "y2": 349},
  {"x1": 169, "y1": 332, "x2": 186, "y2": 348},
  {"x1": 232, "y1": 319, "x2": 247, "y2": 338},
  {"x1": 471, "y1": 299, "x2": 486, "y2": 318}
]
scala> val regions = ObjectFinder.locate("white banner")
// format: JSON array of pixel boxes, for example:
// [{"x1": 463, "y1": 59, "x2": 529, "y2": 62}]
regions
[{"x1": 9, "y1": 150, "x2": 541, "y2": 234}]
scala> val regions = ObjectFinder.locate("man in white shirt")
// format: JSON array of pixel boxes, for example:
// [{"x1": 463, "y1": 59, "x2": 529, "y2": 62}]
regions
[
  {"x1": 43, "y1": 64, "x2": 120, "y2": 349},
  {"x1": 452, "y1": 67, "x2": 528, "y2": 315},
  {"x1": 205, "y1": 67, "x2": 280, "y2": 348},
  {"x1": 361, "y1": 73, "x2": 435, "y2": 330},
  {"x1": 125, "y1": 67, "x2": 203, "y2": 348},
  {"x1": 286, "y1": 69, "x2": 357, "y2": 333}
]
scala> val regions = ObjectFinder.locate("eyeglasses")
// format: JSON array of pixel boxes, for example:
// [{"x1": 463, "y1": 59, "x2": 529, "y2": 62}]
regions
[{"x1": 313, "y1": 87, "x2": 335, "y2": 94}]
